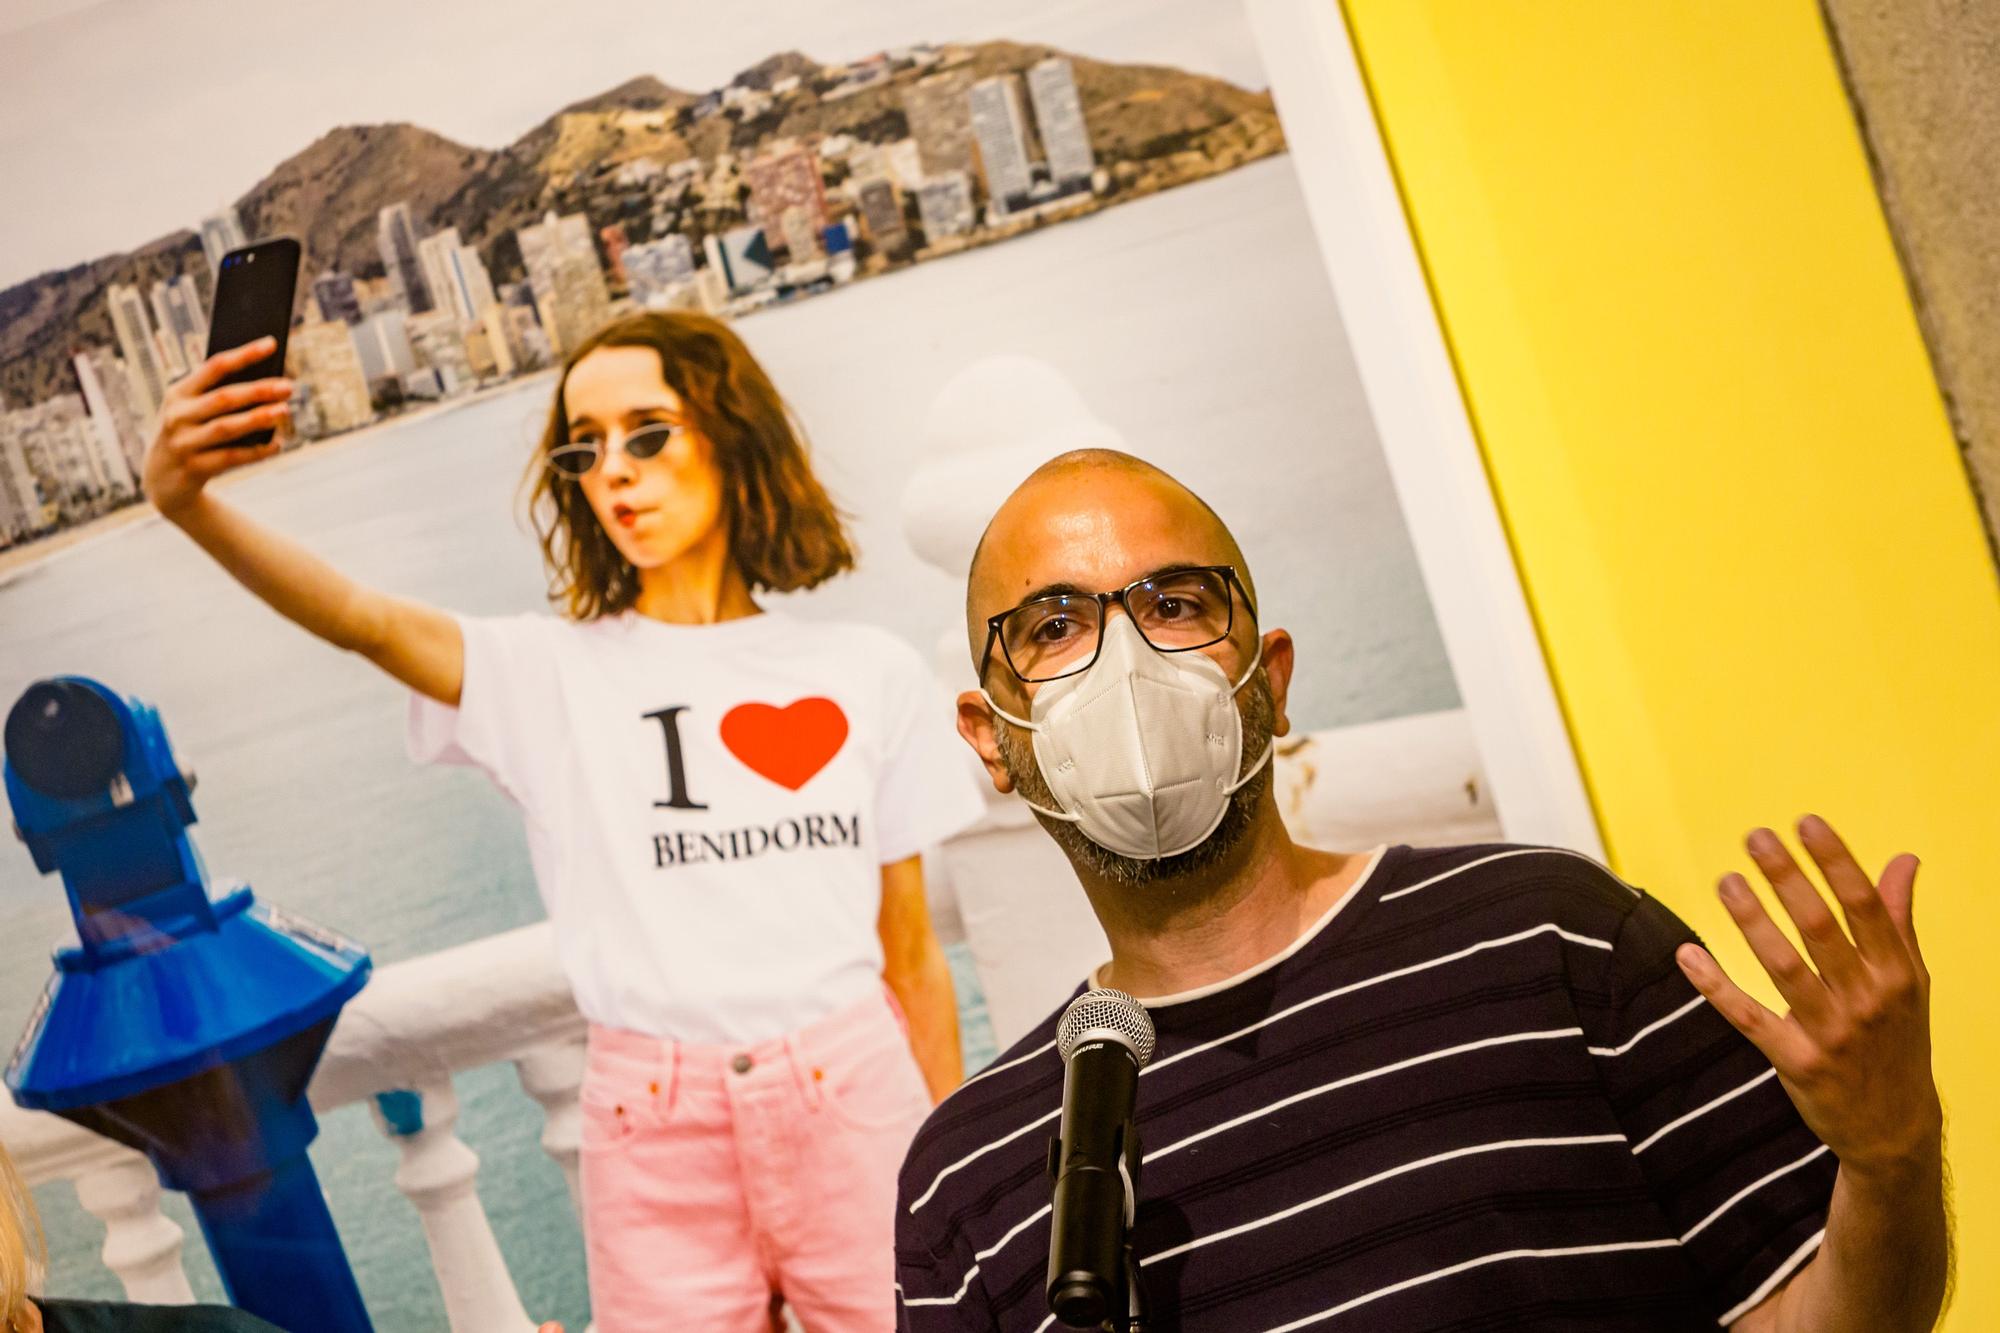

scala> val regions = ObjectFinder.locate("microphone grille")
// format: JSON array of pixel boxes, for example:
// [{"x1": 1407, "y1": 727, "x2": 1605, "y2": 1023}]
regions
[{"x1": 1056, "y1": 988, "x2": 1157, "y2": 1068}]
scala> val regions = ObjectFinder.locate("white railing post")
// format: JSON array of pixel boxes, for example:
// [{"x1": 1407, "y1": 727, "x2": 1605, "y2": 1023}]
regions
[
  {"x1": 512, "y1": 1041, "x2": 586, "y2": 1222},
  {"x1": 371, "y1": 1082, "x2": 534, "y2": 1333},
  {"x1": 72, "y1": 1155, "x2": 196, "y2": 1305}
]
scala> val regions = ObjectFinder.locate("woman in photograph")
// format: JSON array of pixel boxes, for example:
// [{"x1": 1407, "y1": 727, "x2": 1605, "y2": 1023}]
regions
[{"x1": 142, "y1": 311, "x2": 984, "y2": 1331}]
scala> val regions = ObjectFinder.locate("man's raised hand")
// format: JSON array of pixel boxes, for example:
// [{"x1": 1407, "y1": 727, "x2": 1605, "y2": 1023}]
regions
[{"x1": 1675, "y1": 815, "x2": 1940, "y2": 1181}]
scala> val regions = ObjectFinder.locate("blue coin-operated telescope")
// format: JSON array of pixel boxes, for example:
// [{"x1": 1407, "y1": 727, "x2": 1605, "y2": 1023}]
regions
[{"x1": 4, "y1": 677, "x2": 373, "y2": 1333}]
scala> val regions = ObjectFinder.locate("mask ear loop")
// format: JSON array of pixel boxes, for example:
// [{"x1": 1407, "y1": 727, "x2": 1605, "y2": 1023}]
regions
[
  {"x1": 1221, "y1": 633, "x2": 1273, "y2": 796},
  {"x1": 978, "y1": 689, "x2": 1084, "y2": 824}
]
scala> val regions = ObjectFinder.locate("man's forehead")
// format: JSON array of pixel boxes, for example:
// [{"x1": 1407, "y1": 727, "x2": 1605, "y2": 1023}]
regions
[{"x1": 974, "y1": 467, "x2": 1237, "y2": 609}]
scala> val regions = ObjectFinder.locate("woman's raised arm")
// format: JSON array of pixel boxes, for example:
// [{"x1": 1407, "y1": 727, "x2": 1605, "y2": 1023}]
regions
[{"x1": 143, "y1": 338, "x2": 466, "y2": 705}]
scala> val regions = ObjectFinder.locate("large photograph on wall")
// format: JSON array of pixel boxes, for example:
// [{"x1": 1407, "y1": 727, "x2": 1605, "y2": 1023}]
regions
[{"x1": 0, "y1": 1, "x2": 1493, "y2": 1326}]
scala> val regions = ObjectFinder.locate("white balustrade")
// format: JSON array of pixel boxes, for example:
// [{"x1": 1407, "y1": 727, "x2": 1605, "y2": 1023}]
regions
[
  {"x1": 0, "y1": 920, "x2": 584, "y2": 1323},
  {"x1": 72, "y1": 1155, "x2": 195, "y2": 1306},
  {"x1": 371, "y1": 1080, "x2": 534, "y2": 1333},
  {"x1": 513, "y1": 1041, "x2": 587, "y2": 1221}
]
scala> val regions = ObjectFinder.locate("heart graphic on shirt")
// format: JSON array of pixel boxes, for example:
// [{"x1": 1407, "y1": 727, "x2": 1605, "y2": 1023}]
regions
[{"x1": 719, "y1": 697, "x2": 850, "y2": 791}]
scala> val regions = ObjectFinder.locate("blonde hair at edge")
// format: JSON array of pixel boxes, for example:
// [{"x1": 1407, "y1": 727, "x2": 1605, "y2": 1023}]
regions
[{"x1": 0, "y1": 1144, "x2": 43, "y2": 1331}]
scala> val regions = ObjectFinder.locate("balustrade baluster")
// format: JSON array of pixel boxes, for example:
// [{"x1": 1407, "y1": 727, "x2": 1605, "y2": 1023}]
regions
[
  {"x1": 513, "y1": 1041, "x2": 586, "y2": 1222},
  {"x1": 72, "y1": 1155, "x2": 195, "y2": 1305},
  {"x1": 371, "y1": 1081, "x2": 534, "y2": 1333}
]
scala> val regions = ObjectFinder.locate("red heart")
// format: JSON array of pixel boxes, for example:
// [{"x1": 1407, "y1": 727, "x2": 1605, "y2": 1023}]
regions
[{"x1": 719, "y1": 698, "x2": 850, "y2": 791}]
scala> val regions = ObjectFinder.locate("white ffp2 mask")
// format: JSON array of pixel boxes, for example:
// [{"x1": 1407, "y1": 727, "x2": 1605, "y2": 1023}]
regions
[{"x1": 984, "y1": 615, "x2": 1272, "y2": 860}]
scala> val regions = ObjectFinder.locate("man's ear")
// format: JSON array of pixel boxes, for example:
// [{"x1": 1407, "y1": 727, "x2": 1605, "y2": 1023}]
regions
[
  {"x1": 1261, "y1": 628, "x2": 1296, "y2": 738},
  {"x1": 956, "y1": 690, "x2": 1016, "y2": 794}
]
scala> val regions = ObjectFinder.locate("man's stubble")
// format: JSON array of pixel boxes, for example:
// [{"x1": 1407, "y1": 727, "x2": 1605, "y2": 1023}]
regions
[{"x1": 991, "y1": 666, "x2": 1279, "y2": 892}]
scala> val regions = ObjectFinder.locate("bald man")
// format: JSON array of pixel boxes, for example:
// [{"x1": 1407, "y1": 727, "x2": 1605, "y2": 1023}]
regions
[{"x1": 893, "y1": 452, "x2": 1946, "y2": 1332}]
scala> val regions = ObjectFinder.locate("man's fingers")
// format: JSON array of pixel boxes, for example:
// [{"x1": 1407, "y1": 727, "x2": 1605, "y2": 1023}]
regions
[
  {"x1": 187, "y1": 403, "x2": 290, "y2": 452},
  {"x1": 1675, "y1": 943, "x2": 1809, "y2": 1071},
  {"x1": 1745, "y1": 827, "x2": 1864, "y2": 993},
  {"x1": 1875, "y1": 854, "x2": 1925, "y2": 976},
  {"x1": 1714, "y1": 874, "x2": 1834, "y2": 1029},
  {"x1": 179, "y1": 337, "x2": 279, "y2": 396},
  {"x1": 173, "y1": 378, "x2": 294, "y2": 436},
  {"x1": 1796, "y1": 815, "x2": 1909, "y2": 973}
]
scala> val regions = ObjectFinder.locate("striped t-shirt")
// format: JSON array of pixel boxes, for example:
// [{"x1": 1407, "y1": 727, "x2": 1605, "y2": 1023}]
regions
[{"x1": 895, "y1": 843, "x2": 1835, "y2": 1331}]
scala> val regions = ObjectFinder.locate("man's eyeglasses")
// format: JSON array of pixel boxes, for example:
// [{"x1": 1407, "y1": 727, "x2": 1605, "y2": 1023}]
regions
[
  {"x1": 546, "y1": 421, "x2": 687, "y2": 478},
  {"x1": 980, "y1": 565, "x2": 1256, "y2": 685}
]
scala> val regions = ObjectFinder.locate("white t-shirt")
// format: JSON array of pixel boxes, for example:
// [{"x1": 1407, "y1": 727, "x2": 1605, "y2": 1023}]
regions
[{"x1": 407, "y1": 609, "x2": 986, "y2": 1044}]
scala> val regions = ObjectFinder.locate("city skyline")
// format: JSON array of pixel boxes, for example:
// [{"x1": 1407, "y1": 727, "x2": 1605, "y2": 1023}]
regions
[
  {"x1": 0, "y1": 0, "x2": 1265, "y2": 292},
  {"x1": 0, "y1": 38, "x2": 1284, "y2": 551}
]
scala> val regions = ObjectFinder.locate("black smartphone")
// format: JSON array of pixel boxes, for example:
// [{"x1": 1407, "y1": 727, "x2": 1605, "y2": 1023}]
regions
[{"x1": 203, "y1": 236, "x2": 302, "y2": 447}]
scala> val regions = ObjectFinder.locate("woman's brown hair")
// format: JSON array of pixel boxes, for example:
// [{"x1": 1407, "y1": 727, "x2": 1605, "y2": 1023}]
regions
[
  {"x1": 526, "y1": 310, "x2": 855, "y2": 620},
  {"x1": 0, "y1": 1144, "x2": 43, "y2": 1330}
]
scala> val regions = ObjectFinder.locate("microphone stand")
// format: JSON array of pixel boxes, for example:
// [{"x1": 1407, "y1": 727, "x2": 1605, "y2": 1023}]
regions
[
  {"x1": 1047, "y1": 1115, "x2": 1149, "y2": 1332},
  {"x1": 1118, "y1": 1118, "x2": 1147, "y2": 1333},
  {"x1": 1121, "y1": 1238, "x2": 1147, "y2": 1333}
]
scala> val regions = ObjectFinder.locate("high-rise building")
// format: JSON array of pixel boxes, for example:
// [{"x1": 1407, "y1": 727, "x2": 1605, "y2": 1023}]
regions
[
  {"x1": 352, "y1": 310, "x2": 418, "y2": 387},
  {"x1": 1028, "y1": 57, "x2": 1094, "y2": 186},
  {"x1": 406, "y1": 311, "x2": 474, "y2": 397},
  {"x1": 416, "y1": 228, "x2": 498, "y2": 326},
  {"x1": 623, "y1": 235, "x2": 698, "y2": 307},
  {"x1": 105, "y1": 283, "x2": 168, "y2": 421},
  {"x1": 469, "y1": 303, "x2": 516, "y2": 379},
  {"x1": 855, "y1": 177, "x2": 910, "y2": 257},
  {"x1": 517, "y1": 211, "x2": 612, "y2": 357},
  {"x1": 916, "y1": 170, "x2": 977, "y2": 241},
  {"x1": 777, "y1": 207, "x2": 822, "y2": 262},
  {"x1": 199, "y1": 208, "x2": 248, "y2": 275},
  {"x1": 849, "y1": 138, "x2": 927, "y2": 192},
  {"x1": 312, "y1": 272, "x2": 364, "y2": 326},
  {"x1": 970, "y1": 74, "x2": 1036, "y2": 213},
  {"x1": 743, "y1": 146, "x2": 829, "y2": 260},
  {"x1": 73, "y1": 347, "x2": 147, "y2": 482},
  {"x1": 6, "y1": 395, "x2": 108, "y2": 521},
  {"x1": 416, "y1": 228, "x2": 462, "y2": 320},
  {"x1": 287, "y1": 322, "x2": 374, "y2": 436},
  {"x1": 503, "y1": 304, "x2": 555, "y2": 371},
  {"x1": 904, "y1": 67, "x2": 978, "y2": 179},
  {"x1": 376, "y1": 202, "x2": 435, "y2": 314},
  {"x1": 0, "y1": 420, "x2": 46, "y2": 543},
  {"x1": 148, "y1": 275, "x2": 208, "y2": 378}
]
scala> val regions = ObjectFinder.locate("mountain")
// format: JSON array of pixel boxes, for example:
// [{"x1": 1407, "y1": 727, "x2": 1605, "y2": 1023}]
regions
[
  {"x1": 731, "y1": 51, "x2": 821, "y2": 91},
  {"x1": 0, "y1": 233, "x2": 206, "y2": 409},
  {"x1": 237, "y1": 124, "x2": 503, "y2": 287},
  {"x1": 0, "y1": 42, "x2": 1278, "y2": 406},
  {"x1": 558, "y1": 75, "x2": 697, "y2": 116}
]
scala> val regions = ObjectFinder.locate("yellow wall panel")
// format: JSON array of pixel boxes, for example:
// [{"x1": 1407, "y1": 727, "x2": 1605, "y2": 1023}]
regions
[{"x1": 1342, "y1": 0, "x2": 2000, "y2": 1323}]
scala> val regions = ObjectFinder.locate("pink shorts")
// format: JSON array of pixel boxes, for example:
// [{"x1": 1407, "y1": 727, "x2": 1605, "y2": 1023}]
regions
[{"x1": 579, "y1": 987, "x2": 932, "y2": 1332}]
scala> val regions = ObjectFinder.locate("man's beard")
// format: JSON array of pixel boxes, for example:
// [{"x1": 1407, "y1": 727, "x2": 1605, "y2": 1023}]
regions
[{"x1": 993, "y1": 667, "x2": 1277, "y2": 888}]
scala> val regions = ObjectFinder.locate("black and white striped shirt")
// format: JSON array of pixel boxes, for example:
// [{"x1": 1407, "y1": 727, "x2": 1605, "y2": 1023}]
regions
[{"x1": 896, "y1": 844, "x2": 1835, "y2": 1331}]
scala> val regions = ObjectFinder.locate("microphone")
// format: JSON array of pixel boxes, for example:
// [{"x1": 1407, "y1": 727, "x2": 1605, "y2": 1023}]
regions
[{"x1": 1047, "y1": 988, "x2": 1157, "y2": 1329}]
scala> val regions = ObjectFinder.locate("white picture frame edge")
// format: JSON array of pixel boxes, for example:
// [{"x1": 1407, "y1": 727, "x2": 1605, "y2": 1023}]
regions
[{"x1": 1244, "y1": 0, "x2": 1607, "y2": 858}]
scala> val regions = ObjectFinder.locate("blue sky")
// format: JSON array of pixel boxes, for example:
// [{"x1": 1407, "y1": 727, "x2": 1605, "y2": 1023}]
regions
[{"x1": 0, "y1": 0, "x2": 1268, "y2": 289}]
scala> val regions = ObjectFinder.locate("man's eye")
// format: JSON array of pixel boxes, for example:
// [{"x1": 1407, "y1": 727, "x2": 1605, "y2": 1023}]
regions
[{"x1": 1031, "y1": 616, "x2": 1078, "y2": 644}]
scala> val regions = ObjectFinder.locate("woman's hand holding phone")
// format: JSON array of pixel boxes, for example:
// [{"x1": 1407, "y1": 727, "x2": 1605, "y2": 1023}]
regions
[{"x1": 142, "y1": 337, "x2": 294, "y2": 519}]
